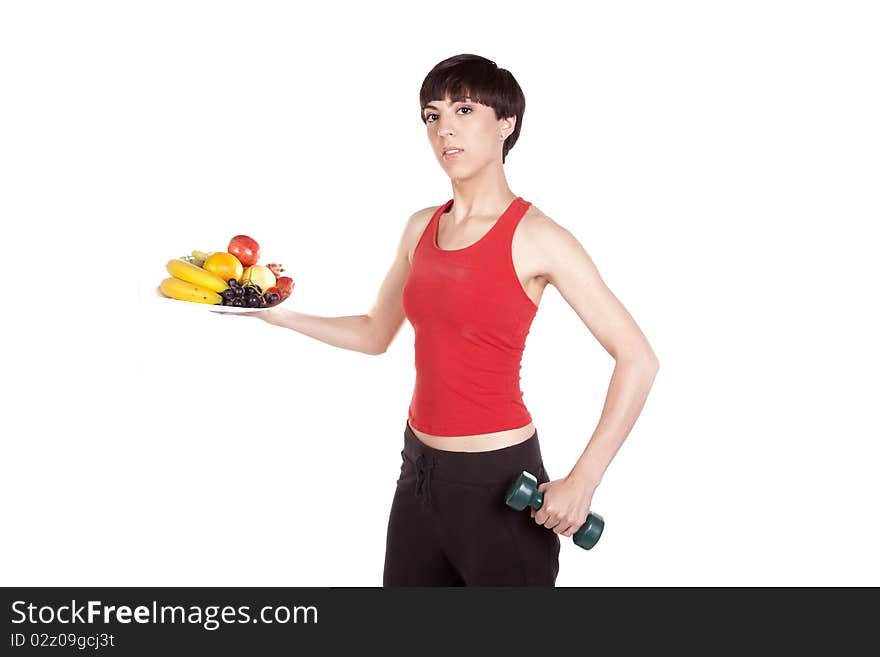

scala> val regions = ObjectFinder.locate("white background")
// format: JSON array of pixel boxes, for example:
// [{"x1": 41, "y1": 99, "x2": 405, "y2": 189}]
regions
[{"x1": 2, "y1": 0, "x2": 878, "y2": 586}]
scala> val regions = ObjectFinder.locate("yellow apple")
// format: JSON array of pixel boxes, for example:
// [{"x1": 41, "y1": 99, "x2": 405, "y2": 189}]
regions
[{"x1": 240, "y1": 264, "x2": 276, "y2": 292}]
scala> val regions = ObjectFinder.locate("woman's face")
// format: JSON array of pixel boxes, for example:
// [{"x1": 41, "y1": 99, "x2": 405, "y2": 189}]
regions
[{"x1": 422, "y1": 95, "x2": 515, "y2": 174}]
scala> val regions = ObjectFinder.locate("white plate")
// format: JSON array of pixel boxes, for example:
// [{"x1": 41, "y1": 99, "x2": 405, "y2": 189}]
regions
[{"x1": 154, "y1": 286, "x2": 290, "y2": 313}]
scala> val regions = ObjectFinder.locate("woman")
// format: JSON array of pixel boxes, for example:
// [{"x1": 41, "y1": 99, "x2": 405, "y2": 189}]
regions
[{"x1": 237, "y1": 54, "x2": 659, "y2": 585}]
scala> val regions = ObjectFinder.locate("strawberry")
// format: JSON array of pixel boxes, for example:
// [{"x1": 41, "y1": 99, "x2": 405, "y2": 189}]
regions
[
  {"x1": 267, "y1": 263, "x2": 285, "y2": 277},
  {"x1": 275, "y1": 276, "x2": 294, "y2": 298}
]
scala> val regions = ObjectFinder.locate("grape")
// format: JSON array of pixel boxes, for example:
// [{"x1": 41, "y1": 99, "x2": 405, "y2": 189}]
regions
[
  {"x1": 232, "y1": 298, "x2": 244, "y2": 307},
  {"x1": 266, "y1": 292, "x2": 280, "y2": 304},
  {"x1": 221, "y1": 289, "x2": 235, "y2": 301},
  {"x1": 228, "y1": 279, "x2": 240, "y2": 287},
  {"x1": 246, "y1": 296, "x2": 260, "y2": 308},
  {"x1": 234, "y1": 287, "x2": 245, "y2": 298}
]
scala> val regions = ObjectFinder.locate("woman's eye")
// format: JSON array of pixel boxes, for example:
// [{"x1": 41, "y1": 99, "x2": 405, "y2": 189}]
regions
[{"x1": 425, "y1": 107, "x2": 473, "y2": 123}]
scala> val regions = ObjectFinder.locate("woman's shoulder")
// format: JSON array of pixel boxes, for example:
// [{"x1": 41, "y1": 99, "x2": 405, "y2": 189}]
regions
[
  {"x1": 402, "y1": 205, "x2": 443, "y2": 264},
  {"x1": 414, "y1": 204, "x2": 443, "y2": 222},
  {"x1": 516, "y1": 201, "x2": 585, "y2": 261},
  {"x1": 406, "y1": 204, "x2": 441, "y2": 235},
  {"x1": 518, "y1": 201, "x2": 561, "y2": 238}
]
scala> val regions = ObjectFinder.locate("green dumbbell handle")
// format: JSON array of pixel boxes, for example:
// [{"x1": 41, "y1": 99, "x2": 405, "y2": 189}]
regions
[
  {"x1": 530, "y1": 489, "x2": 604, "y2": 550},
  {"x1": 505, "y1": 471, "x2": 605, "y2": 550}
]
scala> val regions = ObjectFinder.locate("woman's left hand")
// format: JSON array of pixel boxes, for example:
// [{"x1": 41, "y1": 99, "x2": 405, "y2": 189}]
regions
[{"x1": 530, "y1": 476, "x2": 597, "y2": 537}]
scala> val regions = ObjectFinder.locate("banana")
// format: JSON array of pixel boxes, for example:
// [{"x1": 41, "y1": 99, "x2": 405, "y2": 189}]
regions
[
  {"x1": 165, "y1": 258, "x2": 229, "y2": 293},
  {"x1": 159, "y1": 277, "x2": 223, "y2": 304}
]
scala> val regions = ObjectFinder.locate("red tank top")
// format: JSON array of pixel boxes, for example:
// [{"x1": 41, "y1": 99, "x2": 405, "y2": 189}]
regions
[{"x1": 402, "y1": 196, "x2": 538, "y2": 436}]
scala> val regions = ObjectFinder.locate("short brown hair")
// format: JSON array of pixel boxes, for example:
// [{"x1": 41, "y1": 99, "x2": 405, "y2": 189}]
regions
[{"x1": 420, "y1": 54, "x2": 525, "y2": 164}]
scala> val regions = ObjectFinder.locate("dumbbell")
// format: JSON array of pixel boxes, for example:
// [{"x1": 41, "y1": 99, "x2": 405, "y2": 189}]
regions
[{"x1": 505, "y1": 471, "x2": 605, "y2": 550}]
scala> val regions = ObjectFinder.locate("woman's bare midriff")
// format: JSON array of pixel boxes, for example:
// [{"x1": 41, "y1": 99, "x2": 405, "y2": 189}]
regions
[{"x1": 409, "y1": 422, "x2": 536, "y2": 453}]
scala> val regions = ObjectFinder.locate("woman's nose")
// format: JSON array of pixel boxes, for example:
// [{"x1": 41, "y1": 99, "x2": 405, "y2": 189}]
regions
[{"x1": 435, "y1": 118, "x2": 454, "y2": 136}]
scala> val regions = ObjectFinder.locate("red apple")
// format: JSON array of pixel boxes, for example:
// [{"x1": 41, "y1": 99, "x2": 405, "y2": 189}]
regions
[{"x1": 227, "y1": 235, "x2": 260, "y2": 267}]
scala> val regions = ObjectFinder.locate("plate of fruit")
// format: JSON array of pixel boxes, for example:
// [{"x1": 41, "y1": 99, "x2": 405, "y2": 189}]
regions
[{"x1": 157, "y1": 234, "x2": 294, "y2": 312}]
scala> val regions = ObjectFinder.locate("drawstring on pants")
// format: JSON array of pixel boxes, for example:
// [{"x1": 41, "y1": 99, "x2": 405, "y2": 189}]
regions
[{"x1": 415, "y1": 453, "x2": 436, "y2": 510}]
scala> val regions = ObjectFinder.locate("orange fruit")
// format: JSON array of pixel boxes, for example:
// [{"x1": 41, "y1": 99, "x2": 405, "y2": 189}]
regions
[{"x1": 204, "y1": 252, "x2": 244, "y2": 283}]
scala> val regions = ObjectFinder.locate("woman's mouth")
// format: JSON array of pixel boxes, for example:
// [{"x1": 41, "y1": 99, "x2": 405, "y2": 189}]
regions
[{"x1": 443, "y1": 149, "x2": 463, "y2": 161}]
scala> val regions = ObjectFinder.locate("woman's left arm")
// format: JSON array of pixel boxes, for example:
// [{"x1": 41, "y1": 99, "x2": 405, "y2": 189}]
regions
[{"x1": 529, "y1": 216, "x2": 660, "y2": 537}]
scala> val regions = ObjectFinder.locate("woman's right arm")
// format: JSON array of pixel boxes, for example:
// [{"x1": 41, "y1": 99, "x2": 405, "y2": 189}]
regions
[
  {"x1": 259, "y1": 308, "x2": 376, "y2": 354},
  {"x1": 253, "y1": 208, "x2": 428, "y2": 355}
]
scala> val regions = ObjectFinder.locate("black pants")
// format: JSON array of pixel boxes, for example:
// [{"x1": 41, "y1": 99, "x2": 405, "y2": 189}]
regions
[{"x1": 383, "y1": 419, "x2": 561, "y2": 586}]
